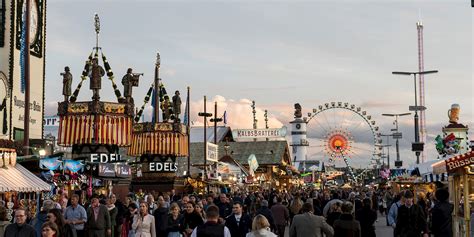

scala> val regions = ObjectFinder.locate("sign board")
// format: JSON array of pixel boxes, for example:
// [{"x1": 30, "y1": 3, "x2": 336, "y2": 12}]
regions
[
  {"x1": 116, "y1": 164, "x2": 131, "y2": 178},
  {"x1": 98, "y1": 163, "x2": 116, "y2": 177},
  {"x1": 207, "y1": 143, "x2": 218, "y2": 162},
  {"x1": 248, "y1": 154, "x2": 259, "y2": 175},
  {"x1": 409, "y1": 106, "x2": 426, "y2": 111},
  {"x1": 232, "y1": 127, "x2": 287, "y2": 139},
  {"x1": 90, "y1": 154, "x2": 122, "y2": 163},
  {"x1": 445, "y1": 153, "x2": 474, "y2": 173},
  {"x1": 148, "y1": 162, "x2": 178, "y2": 172}
]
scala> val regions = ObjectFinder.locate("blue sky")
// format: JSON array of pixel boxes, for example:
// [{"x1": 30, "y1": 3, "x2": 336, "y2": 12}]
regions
[{"x1": 44, "y1": 0, "x2": 472, "y2": 168}]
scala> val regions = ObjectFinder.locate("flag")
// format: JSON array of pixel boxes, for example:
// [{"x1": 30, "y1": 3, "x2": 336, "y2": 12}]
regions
[
  {"x1": 183, "y1": 101, "x2": 189, "y2": 125},
  {"x1": 19, "y1": 5, "x2": 26, "y2": 94},
  {"x1": 248, "y1": 154, "x2": 259, "y2": 176},
  {"x1": 222, "y1": 111, "x2": 227, "y2": 124},
  {"x1": 151, "y1": 87, "x2": 157, "y2": 123}
]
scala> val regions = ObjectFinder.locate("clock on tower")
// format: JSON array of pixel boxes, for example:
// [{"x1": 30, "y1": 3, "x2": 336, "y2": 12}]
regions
[{"x1": 15, "y1": 0, "x2": 44, "y2": 58}]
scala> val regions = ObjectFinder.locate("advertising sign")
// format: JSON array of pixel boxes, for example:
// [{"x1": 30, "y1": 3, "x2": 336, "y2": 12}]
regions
[
  {"x1": 89, "y1": 154, "x2": 122, "y2": 163},
  {"x1": 445, "y1": 152, "x2": 474, "y2": 172},
  {"x1": 116, "y1": 164, "x2": 131, "y2": 178},
  {"x1": 148, "y1": 162, "x2": 178, "y2": 172},
  {"x1": 98, "y1": 163, "x2": 116, "y2": 177},
  {"x1": 207, "y1": 143, "x2": 218, "y2": 162},
  {"x1": 232, "y1": 126, "x2": 287, "y2": 139}
]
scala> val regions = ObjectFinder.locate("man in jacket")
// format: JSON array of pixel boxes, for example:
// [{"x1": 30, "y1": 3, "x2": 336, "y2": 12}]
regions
[
  {"x1": 271, "y1": 197, "x2": 289, "y2": 237},
  {"x1": 191, "y1": 205, "x2": 231, "y2": 237},
  {"x1": 4, "y1": 208, "x2": 35, "y2": 237},
  {"x1": 87, "y1": 197, "x2": 111, "y2": 237},
  {"x1": 255, "y1": 200, "x2": 275, "y2": 231},
  {"x1": 153, "y1": 196, "x2": 170, "y2": 237},
  {"x1": 431, "y1": 188, "x2": 453, "y2": 237},
  {"x1": 290, "y1": 203, "x2": 334, "y2": 237},
  {"x1": 395, "y1": 190, "x2": 428, "y2": 237},
  {"x1": 225, "y1": 202, "x2": 251, "y2": 237},
  {"x1": 333, "y1": 201, "x2": 361, "y2": 237}
]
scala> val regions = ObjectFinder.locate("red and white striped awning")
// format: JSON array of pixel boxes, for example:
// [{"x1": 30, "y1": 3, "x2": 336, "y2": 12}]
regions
[{"x1": 0, "y1": 164, "x2": 50, "y2": 192}]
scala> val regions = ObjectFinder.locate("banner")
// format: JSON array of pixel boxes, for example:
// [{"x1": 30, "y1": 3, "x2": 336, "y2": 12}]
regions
[
  {"x1": 40, "y1": 158, "x2": 62, "y2": 171},
  {"x1": 207, "y1": 143, "x2": 218, "y2": 162},
  {"x1": 248, "y1": 154, "x2": 259, "y2": 176},
  {"x1": 64, "y1": 160, "x2": 83, "y2": 173},
  {"x1": 116, "y1": 164, "x2": 131, "y2": 178}
]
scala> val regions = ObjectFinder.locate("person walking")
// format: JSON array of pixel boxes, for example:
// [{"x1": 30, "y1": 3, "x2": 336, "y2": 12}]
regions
[
  {"x1": 289, "y1": 203, "x2": 334, "y2": 237},
  {"x1": 255, "y1": 200, "x2": 275, "y2": 232},
  {"x1": 0, "y1": 206, "x2": 10, "y2": 237},
  {"x1": 132, "y1": 202, "x2": 156, "y2": 237},
  {"x1": 246, "y1": 214, "x2": 277, "y2": 237},
  {"x1": 355, "y1": 198, "x2": 376, "y2": 237},
  {"x1": 430, "y1": 188, "x2": 453, "y2": 237},
  {"x1": 64, "y1": 194, "x2": 87, "y2": 236},
  {"x1": 181, "y1": 202, "x2": 204, "y2": 237},
  {"x1": 333, "y1": 201, "x2": 360, "y2": 237},
  {"x1": 41, "y1": 222, "x2": 58, "y2": 237},
  {"x1": 394, "y1": 190, "x2": 428, "y2": 237},
  {"x1": 31, "y1": 200, "x2": 55, "y2": 237},
  {"x1": 225, "y1": 202, "x2": 252, "y2": 237},
  {"x1": 191, "y1": 205, "x2": 231, "y2": 237},
  {"x1": 107, "y1": 195, "x2": 119, "y2": 237},
  {"x1": 86, "y1": 197, "x2": 112, "y2": 237},
  {"x1": 5, "y1": 208, "x2": 36, "y2": 237},
  {"x1": 47, "y1": 208, "x2": 76, "y2": 237},
  {"x1": 152, "y1": 196, "x2": 169, "y2": 237},
  {"x1": 270, "y1": 197, "x2": 289, "y2": 237},
  {"x1": 166, "y1": 203, "x2": 183, "y2": 237}
]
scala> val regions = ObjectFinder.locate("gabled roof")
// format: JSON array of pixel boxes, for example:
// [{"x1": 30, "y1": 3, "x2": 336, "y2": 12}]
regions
[{"x1": 189, "y1": 126, "x2": 233, "y2": 143}]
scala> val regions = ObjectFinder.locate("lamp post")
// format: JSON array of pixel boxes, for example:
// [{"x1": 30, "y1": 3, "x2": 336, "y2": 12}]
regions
[
  {"x1": 378, "y1": 136, "x2": 392, "y2": 169},
  {"x1": 392, "y1": 70, "x2": 438, "y2": 164},
  {"x1": 198, "y1": 96, "x2": 212, "y2": 189},
  {"x1": 382, "y1": 113, "x2": 411, "y2": 168}
]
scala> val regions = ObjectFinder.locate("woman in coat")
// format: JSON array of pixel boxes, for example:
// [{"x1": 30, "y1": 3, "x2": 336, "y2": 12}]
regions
[
  {"x1": 246, "y1": 214, "x2": 277, "y2": 237},
  {"x1": 166, "y1": 203, "x2": 183, "y2": 237},
  {"x1": 107, "y1": 195, "x2": 118, "y2": 237},
  {"x1": 355, "y1": 198, "x2": 377, "y2": 237},
  {"x1": 47, "y1": 209, "x2": 76, "y2": 237},
  {"x1": 132, "y1": 202, "x2": 156, "y2": 237},
  {"x1": 181, "y1": 202, "x2": 204, "y2": 237},
  {"x1": 333, "y1": 202, "x2": 361, "y2": 237}
]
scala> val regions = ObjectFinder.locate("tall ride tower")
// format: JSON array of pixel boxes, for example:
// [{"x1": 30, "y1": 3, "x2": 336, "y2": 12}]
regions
[
  {"x1": 290, "y1": 103, "x2": 308, "y2": 171},
  {"x1": 417, "y1": 21, "x2": 427, "y2": 163}
]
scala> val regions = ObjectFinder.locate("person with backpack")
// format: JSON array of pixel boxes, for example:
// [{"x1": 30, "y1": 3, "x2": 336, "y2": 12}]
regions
[{"x1": 191, "y1": 205, "x2": 231, "y2": 237}]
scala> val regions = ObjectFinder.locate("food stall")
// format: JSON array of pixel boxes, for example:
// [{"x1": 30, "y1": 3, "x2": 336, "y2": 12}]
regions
[{"x1": 433, "y1": 151, "x2": 474, "y2": 237}]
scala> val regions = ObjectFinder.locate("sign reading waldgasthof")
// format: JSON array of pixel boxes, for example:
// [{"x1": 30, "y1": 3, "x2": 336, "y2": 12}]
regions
[{"x1": 232, "y1": 127, "x2": 287, "y2": 139}]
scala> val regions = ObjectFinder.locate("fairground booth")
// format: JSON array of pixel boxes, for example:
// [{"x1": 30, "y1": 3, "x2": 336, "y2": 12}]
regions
[
  {"x1": 0, "y1": 148, "x2": 50, "y2": 222},
  {"x1": 433, "y1": 151, "x2": 474, "y2": 237},
  {"x1": 128, "y1": 54, "x2": 189, "y2": 193},
  {"x1": 56, "y1": 16, "x2": 133, "y2": 199}
]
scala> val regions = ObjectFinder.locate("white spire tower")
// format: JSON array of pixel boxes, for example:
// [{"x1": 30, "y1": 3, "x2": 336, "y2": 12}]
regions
[
  {"x1": 290, "y1": 104, "x2": 308, "y2": 171},
  {"x1": 417, "y1": 20, "x2": 427, "y2": 163}
]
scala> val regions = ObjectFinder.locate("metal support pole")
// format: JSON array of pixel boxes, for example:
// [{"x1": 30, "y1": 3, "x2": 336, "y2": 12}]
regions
[
  {"x1": 186, "y1": 87, "x2": 190, "y2": 175},
  {"x1": 414, "y1": 73, "x2": 420, "y2": 164},
  {"x1": 154, "y1": 53, "x2": 161, "y2": 123},
  {"x1": 23, "y1": 0, "x2": 31, "y2": 155},
  {"x1": 198, "y1": 97, "x2": 213, "y2": 191}
]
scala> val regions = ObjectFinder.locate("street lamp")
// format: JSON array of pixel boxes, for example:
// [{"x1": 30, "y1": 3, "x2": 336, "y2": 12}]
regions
[
  {"x1": 392, "y1": 70, "x2": 438, "y2": 164},
  {"x1": 382, "y1": 113, "x2": 411, "y2": 168}
]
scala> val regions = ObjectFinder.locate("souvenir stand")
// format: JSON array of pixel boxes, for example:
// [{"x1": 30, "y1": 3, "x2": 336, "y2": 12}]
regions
[
  {"x1": 56, "y1": 15, "x2": 132, "y2": 199},
  {"x1": 0, "y1": 148, "x2": 50, "y2": 222},
  {"x1": 129, "y1": 53, "x2": 189, "y2": 193}
]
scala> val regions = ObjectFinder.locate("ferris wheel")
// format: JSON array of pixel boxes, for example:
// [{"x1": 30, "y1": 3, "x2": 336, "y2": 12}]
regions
[{"x1": 305, "y1": 102, "x2": 382, "y2": 181}]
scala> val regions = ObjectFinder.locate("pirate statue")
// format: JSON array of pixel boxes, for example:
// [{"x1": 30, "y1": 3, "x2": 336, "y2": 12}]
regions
[
  {"x1": 122, "y1": 68, "x2": 140, "y2": 103},
  {"x1": 61, "y1": 66, "x2": 73, "y2": 102},
  {"x1": 172, "y1": 90, "x2": 182, "y2": 122},
  {"x1": 161, "y1": 96, "x2": 171, "y2": 122},
  {"x1": 89, "y1": 58, "x2": 105, "y2": 101}
]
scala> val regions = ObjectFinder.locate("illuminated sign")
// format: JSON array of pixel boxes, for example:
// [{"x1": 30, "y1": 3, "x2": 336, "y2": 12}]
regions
[
  {"x1": 90, "y1": 154, "x2": 122, "y2": 163},
  {"x1": 445, "y1": 152, "x2": 474, "y2": 172},
  {"x1": 232, "y1": 127, "x2": 287, "y2": 139},
  {"x1": 149, "y1": 162, "x2": 178, "y2": 172}
]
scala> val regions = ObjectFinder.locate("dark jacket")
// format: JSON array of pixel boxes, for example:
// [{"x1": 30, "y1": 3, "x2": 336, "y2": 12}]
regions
[
  {"x1": 326, "y1": 211, "x2": 341, "y2": 227},
  {"x1": 60, "y1": 223, "x2": 77, "y2": 237},
  {"x1": 4, "y1": 223, "x2": 36, "y2": 237},
  {"x1": 196, "y1": 221, "x2": 226, "y2": 237},
  {"x1": 86, "y1": 204, "x2": 111, "y2": 230},
  {"x1": 217, "y1": 202, "x2": 233, "y2": 219},
  {"x1": 225, "y1": 213, "x2": 252, "y2": 237},
  {"x1": 395, "y1": 204, "x2": 427, "y2": 237},
  {"x1": 355, "y1": 207, "x2": 376, "y2": 237},
  {"x1": 30, "y1": 211, "x2": 47, "y2": 237},
  {"x1": 271, "y1": 203, "x2": 289, "y2": 226},
  {"x1": 431, "y1": 201, "x2": 454, "y2": 237},
  {"x1": 166, "y1": 214, "x2": 183, "y2": 234},
  {"x1": 153, "y1": 207, "x2": 170, "y2": 236},
  {"x1": 256, "y1": 206, "x2": 276, "y2": 230},
  {"x1": 333, "y1": 214, "x2": 361, "y2": 237},
  {"x1": 182, "y1": 211, "x2": 204, "y2": 232}
]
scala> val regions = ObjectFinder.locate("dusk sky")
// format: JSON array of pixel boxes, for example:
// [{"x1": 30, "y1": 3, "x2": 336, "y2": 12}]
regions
[{"x1": 44, "y1": 0, "x2": 472, "y2": 168}]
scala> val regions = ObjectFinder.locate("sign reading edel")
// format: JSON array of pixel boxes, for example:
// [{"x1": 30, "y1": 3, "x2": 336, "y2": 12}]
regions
[{"x1": 232, "y1": 127, "x2": 287, "y2": 139}]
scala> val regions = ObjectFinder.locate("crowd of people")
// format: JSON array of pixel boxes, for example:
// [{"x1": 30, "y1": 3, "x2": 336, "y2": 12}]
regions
[{"x1": 0, "y1": 185, "x2": 454, "y2": 237}]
